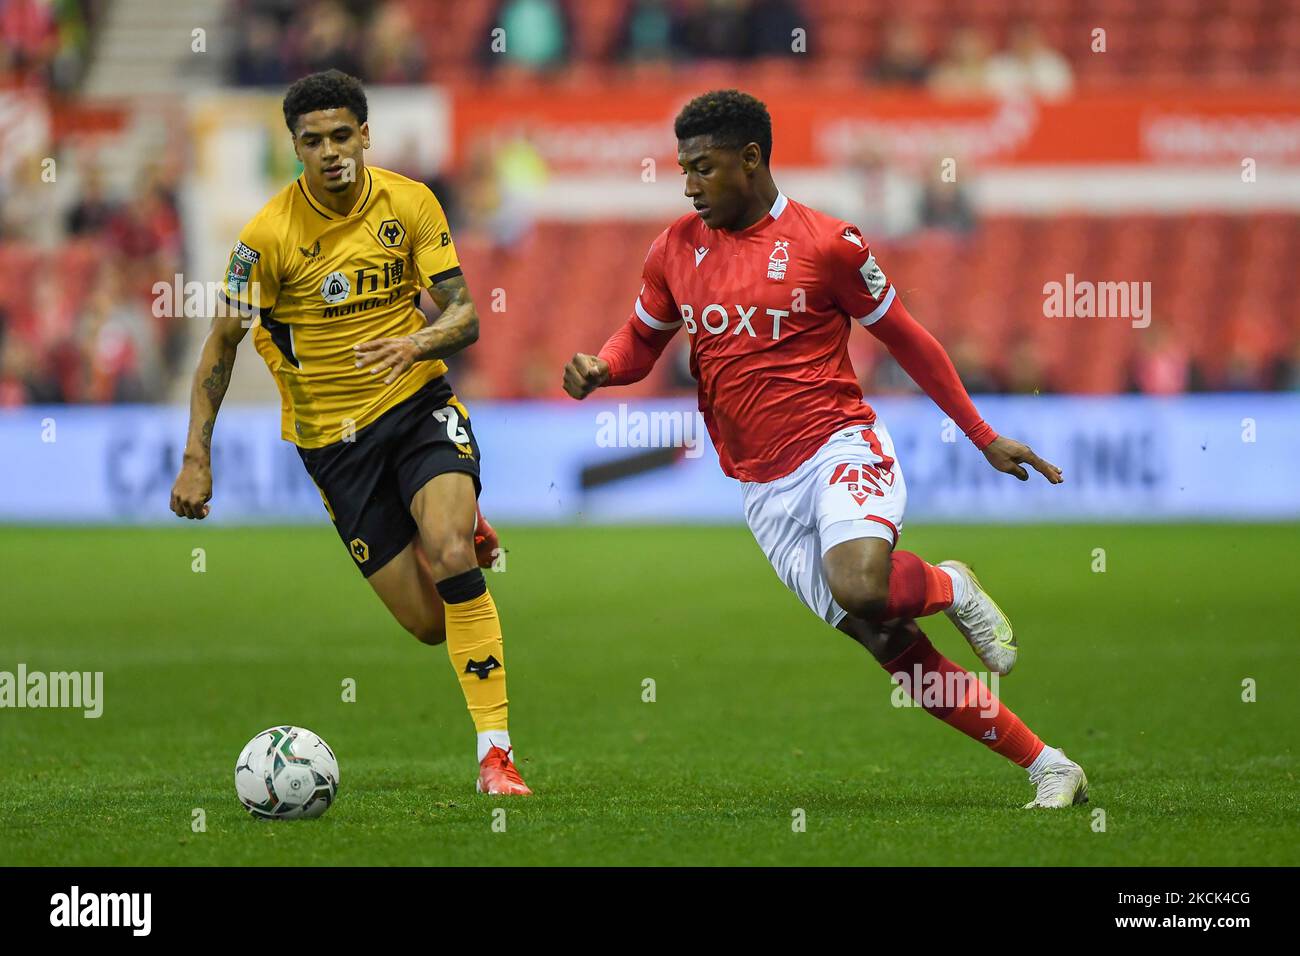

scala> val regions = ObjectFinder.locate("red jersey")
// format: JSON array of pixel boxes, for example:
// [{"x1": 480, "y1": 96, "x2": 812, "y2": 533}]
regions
[{"x1": 599, "y1": 192, "x2": 995, "y2": 483}]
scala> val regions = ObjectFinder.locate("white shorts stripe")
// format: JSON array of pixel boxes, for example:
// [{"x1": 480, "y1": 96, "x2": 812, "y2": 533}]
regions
[
  {"x1": 635, "y1": 297, "x2": 682, "y2": 331},
  {"x1": 855, "y1": 285, "x2": 897, "y2": 327}
]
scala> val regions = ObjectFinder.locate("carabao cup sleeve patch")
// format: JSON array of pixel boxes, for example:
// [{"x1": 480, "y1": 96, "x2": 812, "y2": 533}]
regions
[{"x1": 226, "y1": 241, "x2": 261, "y2": 294}]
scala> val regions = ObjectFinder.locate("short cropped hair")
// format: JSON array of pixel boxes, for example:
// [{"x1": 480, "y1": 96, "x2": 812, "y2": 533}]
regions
[
  {"x1": 673, "y1": 89, "x2": 773, "y2": 165},
  {"x1": 283, "y1": 69, "x2": 368, "y2": 134}
]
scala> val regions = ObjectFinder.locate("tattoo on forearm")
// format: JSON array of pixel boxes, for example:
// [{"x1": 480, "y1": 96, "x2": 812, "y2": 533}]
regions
[
  {"x1": 413, "y1": 275, "x2": 479, "y2": 361},
  {"x1": 189, "y1": 345, "x2": 236, "y2": 457},
  {"x1": 427, "y1": 274, "x2": 469, "y2": 313},
  {"x1": 201, "y1": 357, "x2": 230, "y2": 397}
]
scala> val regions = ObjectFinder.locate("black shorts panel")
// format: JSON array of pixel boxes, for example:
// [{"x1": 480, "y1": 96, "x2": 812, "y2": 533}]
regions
[{"x1": 297, "y1": 376, "x2": 482, "y2": 577}]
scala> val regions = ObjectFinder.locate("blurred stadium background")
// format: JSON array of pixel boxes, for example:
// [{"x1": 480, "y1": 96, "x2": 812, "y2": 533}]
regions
[
  {"x1": 2, "y1": 0, "x2": 1299, "y2": 523},
  {"x1": 3, "y1": 0, "x2": 1299, "y2": 869}
]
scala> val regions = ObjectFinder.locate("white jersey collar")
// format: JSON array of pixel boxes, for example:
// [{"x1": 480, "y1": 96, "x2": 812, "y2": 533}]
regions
[{"x1": 769, "y1": 191, "x2": 789, "y2": 221}]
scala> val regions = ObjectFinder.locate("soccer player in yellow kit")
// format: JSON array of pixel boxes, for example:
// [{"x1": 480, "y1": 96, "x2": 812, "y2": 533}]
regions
[{"x1": 170, "y1": 70, "x2": 530, "y2": 795}]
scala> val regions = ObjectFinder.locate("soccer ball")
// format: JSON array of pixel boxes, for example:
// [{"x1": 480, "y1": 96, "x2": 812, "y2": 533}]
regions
[{"x1": 234, "y1": 725, "x2": 339, "y2": 820}]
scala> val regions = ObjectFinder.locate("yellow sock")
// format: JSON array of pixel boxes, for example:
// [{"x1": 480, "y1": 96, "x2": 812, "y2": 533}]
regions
[{"x1": 443, "y1": 588, "x2": 509, "y2": 732}]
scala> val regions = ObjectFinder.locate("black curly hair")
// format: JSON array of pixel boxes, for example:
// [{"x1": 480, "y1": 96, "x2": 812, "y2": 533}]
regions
[
  {"x1": 282, "y1": 69, "x2": 368, "y2": 134},
  {"x1": 673, "y1": 90, "x2": 772, "y2": 165}
]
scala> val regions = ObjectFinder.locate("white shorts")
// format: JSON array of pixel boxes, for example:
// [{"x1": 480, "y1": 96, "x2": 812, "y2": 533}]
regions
[{"x1": 741, "y1": 420, "x2": 906, "y2": 628}]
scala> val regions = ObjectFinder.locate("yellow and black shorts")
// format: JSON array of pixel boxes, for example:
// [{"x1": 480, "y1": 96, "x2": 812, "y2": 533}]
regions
[{"x1": 297, "y1": 376, "x2": 482, "y2": 577}]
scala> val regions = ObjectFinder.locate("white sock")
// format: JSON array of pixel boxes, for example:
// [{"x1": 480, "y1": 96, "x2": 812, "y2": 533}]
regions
[
  {"x1": 477, "y1": 730, "x2": 512, "y2": 763},
  {"x1": 1026, "y1": 744, "x2": 1066, "y2": 777},
  {"x1": 939, "y1": 565, "x2": 969, "y2": 609}
]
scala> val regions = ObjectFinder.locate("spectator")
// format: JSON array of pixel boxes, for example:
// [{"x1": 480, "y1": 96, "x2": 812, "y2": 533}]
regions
[
  {"x1": 928, "y1": 26, "x2": 992, "y2": 97},
  {"x1": 66, "y1": 167, "x2": 116, "y2": 237},
  {"x1": 0, "y1": 0, "x2": 57, "y2": 87},
  {"x1": 487, "y1": 0, "x2": 570, "y2": 71},
  {"x1": 364, "y1": 1, "x2": 426, "y2": 84},
  {"x1": 461, "y1": 138, "x2": 543, "y2": 251},
  {"x1": 918, "y1": 173, "x2": 976, "y2": 234},
  {"x1": 1128, "y1": 325, "x2": 1190, "y2": 395},
  {"x1": 680, "y1": 0, "x2": 753, "y2": 61},
  {"x1": 873, "y1": 19, "x2": 931, "y2": 86},
  {"x1": 947, "y1": 335, "x2": 998, "y2": 394},
  {"x1": 0, "y1": 335, "x2": 59, "y2": 406},
  {"x1": 294, "y1": 1, "x2": 363, "y2": 80},
  {"x1": 616, "y1": 0, "x2": 681, "y2": 63},
  {"x1": 231, "y1": 11, "x2": 290, "y2": 86},
  {"x1": 986, "y1": 22, "x2": 1074, "y2": 99},
  {"x1": 750, "y1": 0, "x2": 804, "y2": 58},
  {"x1": 107, "y1": 176, "x2": 182, "y2": 300},
  {"x1": 81, "y1": 270, "x2": 157, "y2": 402}
]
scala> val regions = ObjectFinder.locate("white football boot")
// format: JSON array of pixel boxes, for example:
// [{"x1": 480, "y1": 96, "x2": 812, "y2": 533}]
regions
[
  {"x1": 938, "y1": 560, "x2": 1017, "y2": 675},
  {"x1": 1024, "y1": 752, "x2": 1089, "y2": 809}
]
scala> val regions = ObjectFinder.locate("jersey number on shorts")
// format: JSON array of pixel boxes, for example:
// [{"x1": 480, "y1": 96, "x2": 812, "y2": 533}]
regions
[{"x1": 432, "y1": 406, "x2": 470, "y2": 444}]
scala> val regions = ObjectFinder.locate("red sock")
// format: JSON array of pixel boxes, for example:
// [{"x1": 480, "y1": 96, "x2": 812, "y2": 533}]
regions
[
  {"x1": 881, "y1": 631, "x2": 1044, "y2": 767},
  {"x1": 882, "y1": 551, "x2": 954, "y2": 619}
]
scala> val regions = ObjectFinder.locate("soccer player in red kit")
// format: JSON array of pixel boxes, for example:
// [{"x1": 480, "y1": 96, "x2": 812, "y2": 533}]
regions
[{"x1": 563, "y1": 90, "x2": 1088, "y2": 808}]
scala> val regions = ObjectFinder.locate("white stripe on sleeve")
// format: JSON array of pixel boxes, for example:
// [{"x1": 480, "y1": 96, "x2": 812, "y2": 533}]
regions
[
  {"x1": 635, "y1": 297, "x2": 683, "y2": 330},
  {"x1": 855, "y1": 285, "x2": 897, "y2": 327}
]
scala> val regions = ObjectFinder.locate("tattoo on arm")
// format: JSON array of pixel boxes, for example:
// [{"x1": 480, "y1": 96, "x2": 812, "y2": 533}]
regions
[
  {"x1": 185, "y1": 341, "x2": 237, "y2": 461},
  {"x1": 410, "y1": 275, "x2": 480, "y2": 362},
  {"x1": 201, "y1": 357, "x2": 229, "y2": 396},
  {"x1": 426, "y1": 274, "x2": 470, "y2": 314}
]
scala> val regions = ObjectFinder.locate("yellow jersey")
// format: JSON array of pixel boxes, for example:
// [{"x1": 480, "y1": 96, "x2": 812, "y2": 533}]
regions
[{"x1": 222, "y1": 165, "x2": 461, "y2": 448}]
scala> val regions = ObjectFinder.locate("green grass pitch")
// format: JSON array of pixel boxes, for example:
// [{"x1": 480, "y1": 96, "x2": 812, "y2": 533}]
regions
[{"x1": 1, "y1": 522, "x2": 1296, "y2": 866}]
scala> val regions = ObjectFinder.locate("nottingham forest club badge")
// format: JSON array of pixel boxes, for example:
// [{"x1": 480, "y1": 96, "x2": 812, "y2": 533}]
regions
[
  {"x1": 225, "y1": 241, "x2": 260, "y2": 294},
  {"x1": 767, "y1": 240, "x2": 790, "y2": 281}
]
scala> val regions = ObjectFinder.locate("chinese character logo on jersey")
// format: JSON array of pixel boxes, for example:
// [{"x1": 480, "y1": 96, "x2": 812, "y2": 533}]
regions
[
  {"x1": 767, "y1": 240, "x2": 790, "y2": 281},
  {"x1": 320, "y1": 271, "x2": 351, "y2": 304}
]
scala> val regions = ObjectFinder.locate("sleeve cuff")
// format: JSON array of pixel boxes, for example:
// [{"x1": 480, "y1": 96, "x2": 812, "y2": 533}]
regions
[{"x1": 967, "y1": 421, "x2": 998, "y2": 450}]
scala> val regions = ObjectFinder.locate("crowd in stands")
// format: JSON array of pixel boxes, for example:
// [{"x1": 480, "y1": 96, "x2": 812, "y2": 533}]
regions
[
  {"x1": 0, "y1": 159, "x2": 185, "y2": 406},
  {"x1": 2, "y1": 0, "x2": 1298, "y2": 406},
  {"x1": 226, "y1": 0, "x2": 1300, "y2": 88},
  {"x1": 444, "y1": 210, "x2": 1300, "y2": 401},
  {"x1": 0, "y1": 0, "x2": 101, "y2": 91}
]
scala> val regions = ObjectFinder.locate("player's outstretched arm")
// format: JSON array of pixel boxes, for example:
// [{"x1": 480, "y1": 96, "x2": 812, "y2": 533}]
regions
[
  {"x1": 354, "y1": 274, "x2": 479, "y2": 384},
  {"x1": 867, "y1": 305, "x2": 1062, "y2": 484},
  {"x1": 171, "y1": 311, "x2": 249, "y2": 519}
]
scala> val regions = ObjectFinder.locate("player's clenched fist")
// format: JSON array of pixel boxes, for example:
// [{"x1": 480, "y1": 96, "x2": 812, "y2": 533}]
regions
[
  {"x1": 170, "y1": 461, "x2": 213, "y2": 519},
  {"x1": 562, "y1": 353, "x2": 610, "y2": 400}
]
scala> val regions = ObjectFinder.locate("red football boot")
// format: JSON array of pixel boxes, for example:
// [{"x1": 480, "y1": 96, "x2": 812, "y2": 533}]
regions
[
  {"x1": 476, "y1": 746, "x2": 533, "y2": 796},
  {"x1": 474, "y1": 505, "x2": 500, "y2": 569}
]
